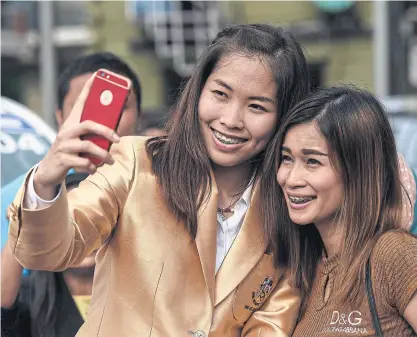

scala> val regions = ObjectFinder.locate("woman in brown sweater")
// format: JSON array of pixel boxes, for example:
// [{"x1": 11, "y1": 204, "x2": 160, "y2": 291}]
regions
[{"x1": 261, "y1": 85, "x2": 417, "y2": 336}]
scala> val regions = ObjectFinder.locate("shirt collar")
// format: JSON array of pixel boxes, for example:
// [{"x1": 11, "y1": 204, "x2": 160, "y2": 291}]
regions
[{"x1": 240, "y1": 180, "x2": 254, "y2": 207}]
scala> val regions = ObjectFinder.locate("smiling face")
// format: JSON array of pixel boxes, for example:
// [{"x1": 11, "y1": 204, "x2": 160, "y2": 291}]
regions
[
  {"x1": 198, "y1": 54, "x2": 278, "y2": 169},
  {"x1": 277, "y1": 122, "x2": 344, "y2": 228}
]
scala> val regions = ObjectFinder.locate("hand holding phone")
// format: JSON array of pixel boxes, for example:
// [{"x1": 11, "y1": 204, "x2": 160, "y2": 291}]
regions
[
  {"x1": 33, "y1": 70, "x2": 127, "y2": 199},
  {"x1": 80, "y1": 69, "x2": 131, "y2": 165}
]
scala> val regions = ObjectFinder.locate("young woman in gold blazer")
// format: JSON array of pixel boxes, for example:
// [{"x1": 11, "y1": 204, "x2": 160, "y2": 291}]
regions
[{"x1": 8, "y1": 24, "x2": 311, "y2": 336}]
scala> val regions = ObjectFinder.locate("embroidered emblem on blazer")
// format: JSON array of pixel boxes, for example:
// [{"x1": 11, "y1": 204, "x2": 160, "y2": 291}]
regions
[{"x1": 252, "y1": 276, "x2": 274, "y2": 306}]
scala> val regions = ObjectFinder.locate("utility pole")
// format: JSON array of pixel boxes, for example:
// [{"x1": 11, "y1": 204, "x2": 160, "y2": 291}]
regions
[
  {"x1": 39, "y1": 1, "x2": 56, "y2": 129},
  {"x1": 387, "y1": 1, "x2": 417, "y2": 95},
  {"x1": 373, "y1": 1, "x2": 389, "y2": 99}
]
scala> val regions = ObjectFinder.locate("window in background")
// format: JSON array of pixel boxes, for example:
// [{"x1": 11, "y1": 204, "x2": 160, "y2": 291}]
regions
[{"x1": 129, "y1": 0, "x2": 221, "y2": 77}]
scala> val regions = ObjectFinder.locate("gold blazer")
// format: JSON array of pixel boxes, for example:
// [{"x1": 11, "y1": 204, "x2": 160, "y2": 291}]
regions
[{"x1": 8, "y1": 137, "x2": 300, "y2": 337}]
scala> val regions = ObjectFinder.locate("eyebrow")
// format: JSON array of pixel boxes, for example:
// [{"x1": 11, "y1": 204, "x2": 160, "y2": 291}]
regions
[
  {"x1": 303, "y1": 149, "x2": 328, "y2": 156},
  {"x1": 213, "y1": 79, "x2": 275, "y2": 104},
  {"x1": 248, "y1": 95, "x2": 275, "y2": 104},
  {"x1": 214, "y1": 79, "x2": 233, "y2": 91},
  {"x1": 281, "y1": 146, "x2": 328, "y2": 156}
]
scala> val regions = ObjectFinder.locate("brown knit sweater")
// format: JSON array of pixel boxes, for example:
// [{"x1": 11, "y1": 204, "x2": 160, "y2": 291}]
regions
[{"x1": 292, "y1": 231, "x2": 417, "y2": 337}]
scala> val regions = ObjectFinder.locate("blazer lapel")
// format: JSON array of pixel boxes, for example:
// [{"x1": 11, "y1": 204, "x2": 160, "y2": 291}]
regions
[
  {"x1": 214, "y1": 183, "x2": 267, "y2": 306},
  {"x1": 195, "y1": 175, "x2": 218, "y2": 305}
]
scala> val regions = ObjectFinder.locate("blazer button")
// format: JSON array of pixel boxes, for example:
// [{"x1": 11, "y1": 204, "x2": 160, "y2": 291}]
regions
[{"x1": 188, "y1": 330, "x2": 206, "y2": 337}]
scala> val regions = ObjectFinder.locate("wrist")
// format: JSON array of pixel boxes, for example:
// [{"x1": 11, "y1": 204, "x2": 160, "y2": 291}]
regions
[{"x1": 33, "y1": 166, "x2": 59, "y2": 200}]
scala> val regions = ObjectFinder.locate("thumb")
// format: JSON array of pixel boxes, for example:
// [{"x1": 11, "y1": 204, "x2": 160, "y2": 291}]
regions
[{"x1": 65, "y1": 72, "x2": 97, "y2": 124}]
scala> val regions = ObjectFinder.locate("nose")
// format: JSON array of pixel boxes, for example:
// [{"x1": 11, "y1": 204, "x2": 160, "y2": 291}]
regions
[
  {"x1": 219, "y1": 103, "x2": 244, "y2": 129},
  {"x1": 284, "y1": 164, "x2": 306, "y2": 189}
]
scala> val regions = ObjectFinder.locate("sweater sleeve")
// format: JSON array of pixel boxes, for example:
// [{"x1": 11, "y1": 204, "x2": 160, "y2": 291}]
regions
[{"x1": 373, "y1": 231, "x2": 417, "y2": 314}]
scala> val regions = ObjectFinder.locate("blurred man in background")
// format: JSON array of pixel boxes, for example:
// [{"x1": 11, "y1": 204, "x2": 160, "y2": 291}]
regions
[{"x1": 1, "y1": 52, "x2": 142, "y2": 337}]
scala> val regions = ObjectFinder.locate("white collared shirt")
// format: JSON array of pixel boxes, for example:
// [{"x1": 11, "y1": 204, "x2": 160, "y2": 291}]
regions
[
  {"x1": 24, "y1": 169, "x2": 254, "y2": 274},
  {"x1": 215, "y1": 183, "x2": 253, "y2": 273}
]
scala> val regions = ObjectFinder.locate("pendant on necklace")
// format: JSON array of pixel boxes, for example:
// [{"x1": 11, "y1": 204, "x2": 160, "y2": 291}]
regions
[
  {"x1": 218, "y1": 206, "x2": 234, "y2": 214},
  {"x1": 217, "y1": 206, "x2": 234, "y2": 221}
]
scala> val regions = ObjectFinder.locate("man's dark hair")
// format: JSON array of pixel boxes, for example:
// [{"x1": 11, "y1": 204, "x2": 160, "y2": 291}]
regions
[{"x1": 57, "y1": 52, "x2": 142, "y2": 114}]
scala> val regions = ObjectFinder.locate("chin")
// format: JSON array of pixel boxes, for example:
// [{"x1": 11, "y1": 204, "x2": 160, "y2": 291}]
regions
[
  {"x1": 211, "y1": 158, "x2": 243, "y2": 168},
  {"x1": 288, "y1": 214, "x2": 314, "y2": 226},
  {"x1": 292, "y1": 220, "x2": 312, "y2": 226},
  {"x1": 208, "y1": 152, "x2": 248, "y2": 168}
]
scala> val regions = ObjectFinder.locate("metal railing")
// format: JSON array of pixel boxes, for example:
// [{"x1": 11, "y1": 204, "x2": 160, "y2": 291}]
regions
[{"x1": 139, "y1": 1, "x2": 221, "y2": 77}]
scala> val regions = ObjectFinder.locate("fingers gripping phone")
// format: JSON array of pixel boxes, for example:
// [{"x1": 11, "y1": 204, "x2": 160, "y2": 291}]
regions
[{"x1": 80, "y1": 69, "x2": 131, "y2": 165}]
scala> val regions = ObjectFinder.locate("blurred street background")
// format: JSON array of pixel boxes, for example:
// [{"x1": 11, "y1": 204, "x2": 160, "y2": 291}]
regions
[{"x1": 1, "y1": 0, "x2": 417, "y2": 186}]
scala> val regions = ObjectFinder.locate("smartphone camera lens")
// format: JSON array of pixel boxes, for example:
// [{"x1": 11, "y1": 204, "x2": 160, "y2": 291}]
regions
[{"x1": 101, "y1": 72, "x2": 105, "y2": 77}]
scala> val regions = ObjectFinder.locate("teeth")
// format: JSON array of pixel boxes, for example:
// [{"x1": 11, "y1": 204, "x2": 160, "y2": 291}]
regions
[
  {"x1": 289, "y1": 196, "x2": 314, "y2": 204},
  {"x1": 213, "y1": 130, "x2": 246, "y2": 145}
]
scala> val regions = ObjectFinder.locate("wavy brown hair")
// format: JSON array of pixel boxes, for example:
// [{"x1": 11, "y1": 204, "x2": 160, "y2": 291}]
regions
[
  {"x1": 261, "y1": 85, "x2": 409, "y2": 316},
  {"x1": 146, "y1": 24, "x2": 310, "y2": 241}
]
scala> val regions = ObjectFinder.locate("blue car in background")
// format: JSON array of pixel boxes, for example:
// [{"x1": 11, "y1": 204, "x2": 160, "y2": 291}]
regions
[{"x1": 1, "y1": 96, "x2": 56, "y2": 248}]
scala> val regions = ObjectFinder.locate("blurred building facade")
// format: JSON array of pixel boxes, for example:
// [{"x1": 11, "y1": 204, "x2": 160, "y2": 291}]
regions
[
  {"x1": 1, "y1": 1, "x2": 95, "y2": 120},
  {"x1": 1, "y1": 1, "x2": 416, "y2": 130},
  {"x1": 126, "y1": 1, "x2": 375, "y2": 104}
]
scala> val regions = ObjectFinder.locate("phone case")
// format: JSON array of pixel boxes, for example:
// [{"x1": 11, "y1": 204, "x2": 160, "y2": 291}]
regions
[{"x1": 80, "y1": 69, "x2": 131, "y2": 165}]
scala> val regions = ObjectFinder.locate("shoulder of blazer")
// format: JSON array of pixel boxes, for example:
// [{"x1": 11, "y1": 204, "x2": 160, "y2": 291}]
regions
[
  {"x1": 130, "y1": 135, "x2": 149, "y2": 153},
  {"x1": 128, "y1": 136, "x2": 158, "y2": 176}
]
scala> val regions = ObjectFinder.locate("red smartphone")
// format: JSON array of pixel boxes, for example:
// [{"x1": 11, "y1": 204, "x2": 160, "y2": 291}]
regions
[{"x1": 80, "y1": 69, "x2": 131, "y2": 165}]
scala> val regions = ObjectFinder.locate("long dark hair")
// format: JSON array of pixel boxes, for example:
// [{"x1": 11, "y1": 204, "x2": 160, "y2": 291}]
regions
[
  {"x1": 146, "y1": 24, "x2": 310, "y2": 244},
  {"x1": 262, "y1": 85, "x2": 407, "y2": 316}
]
